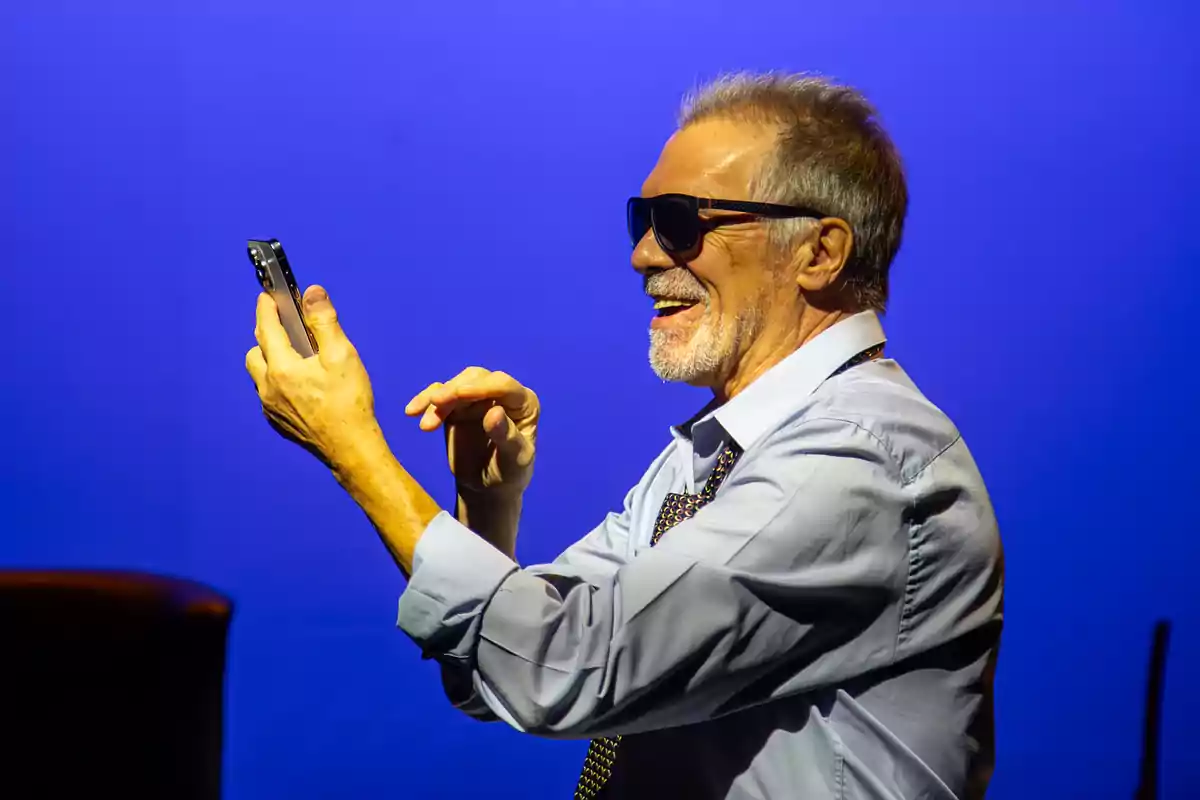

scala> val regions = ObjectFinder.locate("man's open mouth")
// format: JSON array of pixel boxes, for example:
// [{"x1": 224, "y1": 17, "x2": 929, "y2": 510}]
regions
[{"x1": 653, "y1": 299, "x2": 700, "y2": 317}]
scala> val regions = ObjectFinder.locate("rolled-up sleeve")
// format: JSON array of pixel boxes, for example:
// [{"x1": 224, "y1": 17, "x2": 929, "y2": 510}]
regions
[{"x1": 398, "y1": 417, "x2": 945, "y2": 738}]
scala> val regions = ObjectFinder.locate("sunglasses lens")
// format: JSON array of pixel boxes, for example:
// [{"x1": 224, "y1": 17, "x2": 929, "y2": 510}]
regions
[
  {"x1": 650, "y1": 197, "x2": 698, "y2": 254},
  {"x1": 627, "y1": 198, "x2": 652, "y2": 246}
]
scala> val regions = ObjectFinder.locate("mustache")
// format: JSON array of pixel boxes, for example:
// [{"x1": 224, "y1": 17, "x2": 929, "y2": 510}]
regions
[{"x1": 644, "y1": 270, "x2": 708, "y2": 302}]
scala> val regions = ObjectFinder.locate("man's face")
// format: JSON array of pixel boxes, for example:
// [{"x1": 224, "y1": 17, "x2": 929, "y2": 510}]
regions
[{"x1": 634, "y1": 118, "x2": 787, "y2": 387}]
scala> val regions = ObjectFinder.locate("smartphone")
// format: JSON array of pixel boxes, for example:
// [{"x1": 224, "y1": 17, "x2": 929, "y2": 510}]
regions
[{"x1": 247, "y1": 239, "x2": 318, "y2": 357}]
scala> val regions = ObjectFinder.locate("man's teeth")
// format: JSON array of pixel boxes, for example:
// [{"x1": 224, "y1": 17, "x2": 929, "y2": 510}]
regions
[{"x1": 653, "y1": 299, "x2": 696, "y2": 310}]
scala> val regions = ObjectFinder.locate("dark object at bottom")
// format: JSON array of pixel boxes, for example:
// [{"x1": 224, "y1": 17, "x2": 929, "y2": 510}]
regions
[
  {"x1": 1134, "y1": 619, "x2": 1171, "y2": 800},
  {"x1": 0, "y1": 570, "x2": 233, "y2": 800}
]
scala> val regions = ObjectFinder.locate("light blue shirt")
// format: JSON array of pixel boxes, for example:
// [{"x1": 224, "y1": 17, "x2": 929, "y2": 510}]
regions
[{"x1": 397, "y1": 311, "x2": 1003, "y2": 800}]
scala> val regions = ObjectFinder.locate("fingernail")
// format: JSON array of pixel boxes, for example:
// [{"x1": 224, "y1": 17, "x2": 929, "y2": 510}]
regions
[{"x1": 304, "y1": 286, "x2": 328, "y2": 310}]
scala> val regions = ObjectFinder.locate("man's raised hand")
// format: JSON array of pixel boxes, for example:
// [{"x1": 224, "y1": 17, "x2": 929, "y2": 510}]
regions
[{"x1": 404, "y1": 367, "x2": 539, "y2": 499}]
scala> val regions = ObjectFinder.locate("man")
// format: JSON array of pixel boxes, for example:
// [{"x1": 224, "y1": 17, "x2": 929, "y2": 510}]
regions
[{"x1": 247, "y1": 73, "x2": 1002, "y2": 799}]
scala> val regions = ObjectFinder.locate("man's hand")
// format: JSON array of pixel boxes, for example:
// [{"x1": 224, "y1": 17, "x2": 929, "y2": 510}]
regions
[
  {"x1": 405, "y1": 368, "x2": 538, "y2": 558},
  {"x1": 245, "y1": 287, "x2": 382, "y2": 472},
  {"x1": 405, "y1": 367, "x2": 539, "y2": 498}
]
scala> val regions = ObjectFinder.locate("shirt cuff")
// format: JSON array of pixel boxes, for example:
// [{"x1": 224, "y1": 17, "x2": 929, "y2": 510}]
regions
[{"x1": 396, "y1": 510, "x2": 519, "y2": 661}]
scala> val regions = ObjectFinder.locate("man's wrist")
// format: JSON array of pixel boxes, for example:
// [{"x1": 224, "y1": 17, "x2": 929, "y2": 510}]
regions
[
  {"x1": 326, "y1": 421, "x2": 442, "y2": 576},
  {"x1": 456, "y1": 481, "x2": 525, "y2": 507},
  {"x1": 328, "y1": 421, "x2": 391, "y2": 487},
  {"x1": 456, "y1": 486, "x2": 523, "y2": 560}
]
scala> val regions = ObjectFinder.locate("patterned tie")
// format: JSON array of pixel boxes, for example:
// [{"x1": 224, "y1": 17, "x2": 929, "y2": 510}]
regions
[
  {"x1": 571, "y1": 344, "x2": 883, "y2": 799},
  {"x1": 574, "y1": 443, "x2": 743, "y2": 800}
]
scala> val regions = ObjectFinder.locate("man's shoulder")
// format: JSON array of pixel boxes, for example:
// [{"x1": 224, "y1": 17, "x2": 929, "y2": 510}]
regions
[{"x1": 787, "y1": 360, "x2": 965, "y2": 485}]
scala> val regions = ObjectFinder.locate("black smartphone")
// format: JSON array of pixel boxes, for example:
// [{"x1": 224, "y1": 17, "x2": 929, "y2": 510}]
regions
[{"x1": 247, "y1": 239, "x2": 318, "y2": 357}]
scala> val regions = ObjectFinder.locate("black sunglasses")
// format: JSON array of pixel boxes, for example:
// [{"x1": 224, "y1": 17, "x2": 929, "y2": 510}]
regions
[{"x1": 627, "y1": 193, "x2": 828, "y2": 257}]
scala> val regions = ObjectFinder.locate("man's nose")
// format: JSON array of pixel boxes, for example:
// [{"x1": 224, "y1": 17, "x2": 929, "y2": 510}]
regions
[{"x1": 631, "y1": 230, "x2": 678, "y2": 275}]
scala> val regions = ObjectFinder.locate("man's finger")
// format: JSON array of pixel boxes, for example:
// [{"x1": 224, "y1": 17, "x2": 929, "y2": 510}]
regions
[
  {"x1": 405, "y1": 382, "x2": 444, "y2": 416},
  {"x1": 418, "y1": 403, "x2": 445, "y2": 431},
  {"x1": 418, "y1": 397, "x2": 473, "y2": 431},
  {"x1": 255, "y1": 293, "x2": 299, "y2": 365},
  {"x1": 412, "y1": 367, "x2": 491, "y2": 424},
  {"x1": 441, "y1": 372, "x2": 536, "y2": 419},
  {"x1": 417, "y1": 395, "x2": 500, "y2": 431},
  {"x1": 412, "y1": 369, "x2": 533, "y2": 430},
  {"x1": 302, "y1": 285, "x2": 347, "y2": 355},
  {"x1": 246, "y1": 346, "x2": 267, "y2": 391},
  {"x1": 428, "y1": 367, "x2": 490, "y2": 406},
  {"x1": 483, "y1": 405, "x2": 532, "y2": 464}
]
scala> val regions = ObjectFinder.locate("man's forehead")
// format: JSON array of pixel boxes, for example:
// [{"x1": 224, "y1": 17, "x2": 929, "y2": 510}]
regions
[{"x1": 641, "y1": 118, "x2": 775, "y2": 199}]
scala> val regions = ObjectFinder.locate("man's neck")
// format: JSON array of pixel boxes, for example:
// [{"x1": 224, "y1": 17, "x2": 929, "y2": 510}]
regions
[{"x1": 716, "y1": 307, "x2": 853, "y2": 402}]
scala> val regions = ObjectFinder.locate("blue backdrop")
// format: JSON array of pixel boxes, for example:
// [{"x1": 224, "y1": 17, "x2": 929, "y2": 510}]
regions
[{"x1": 3, "y1": 1, "x2": 1198, "y2": 797}]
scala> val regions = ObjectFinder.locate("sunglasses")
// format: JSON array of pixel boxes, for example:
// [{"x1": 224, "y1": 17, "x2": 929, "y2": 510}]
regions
[{"x1": 627, "y1": 193, "x2": 828, "y2": 257}]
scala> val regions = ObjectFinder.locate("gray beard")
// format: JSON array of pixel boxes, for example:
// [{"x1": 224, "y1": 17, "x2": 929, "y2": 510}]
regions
[{"x1": 648, "y1": 301, "x2": 765, "y2": 384}]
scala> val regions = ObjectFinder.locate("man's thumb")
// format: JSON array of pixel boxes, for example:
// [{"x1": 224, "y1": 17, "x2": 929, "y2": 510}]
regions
[
  {"x1": 484, "y1": 407, "x2": 531, "y2": 464},
  {"x1": 302, "y1": 285, "x2": 341, "y2": 347}
]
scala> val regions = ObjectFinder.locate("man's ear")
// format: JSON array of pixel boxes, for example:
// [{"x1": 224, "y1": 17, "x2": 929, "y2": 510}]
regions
[{"x1": 793, "y1": 218, "x2": 853, "y2": 293}]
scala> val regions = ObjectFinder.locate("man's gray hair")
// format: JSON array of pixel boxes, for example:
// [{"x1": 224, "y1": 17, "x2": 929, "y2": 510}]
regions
[{"x1": 680, "y1": 73, "x2": 907, "y2": 311}]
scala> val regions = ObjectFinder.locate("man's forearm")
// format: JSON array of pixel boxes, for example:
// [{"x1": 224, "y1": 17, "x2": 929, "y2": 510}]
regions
[
  {"x1": 331, "y1": 426, "x2": 443, "y2": 576},
  {"x1": 455, "y1": 490, "x2": 521, "y2": 561}
]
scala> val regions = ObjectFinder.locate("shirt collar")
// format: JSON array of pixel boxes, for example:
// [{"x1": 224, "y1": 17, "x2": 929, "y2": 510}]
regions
[{"x1": 674, "y1": 311, "x2": 886, "y2": 450}]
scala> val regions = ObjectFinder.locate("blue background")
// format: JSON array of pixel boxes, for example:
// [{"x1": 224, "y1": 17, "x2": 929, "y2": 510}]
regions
[{"x1": 3, "y1": 1, "x2": 1197, "y2": 797}]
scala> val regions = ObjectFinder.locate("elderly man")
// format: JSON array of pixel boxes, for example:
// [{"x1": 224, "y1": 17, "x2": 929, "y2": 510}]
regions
[{"x1": 247, "y1": 73, "x2": 1003, "y2": 799}]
